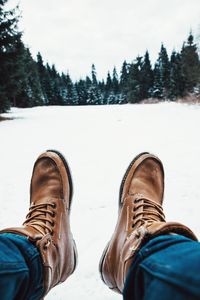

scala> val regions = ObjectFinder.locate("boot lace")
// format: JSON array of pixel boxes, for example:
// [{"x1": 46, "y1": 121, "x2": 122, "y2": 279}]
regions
[
  {"x1": 132, "y1": 197, "x2": 165, "y2": 228},
  {"x1": 23, "y1": 202, "x2": 56, "y2": 235}
]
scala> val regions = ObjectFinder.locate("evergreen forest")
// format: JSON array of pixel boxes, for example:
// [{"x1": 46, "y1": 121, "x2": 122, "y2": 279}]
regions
[{"x1": 0, "y1": 0, "x2": 200, "y2": 113}]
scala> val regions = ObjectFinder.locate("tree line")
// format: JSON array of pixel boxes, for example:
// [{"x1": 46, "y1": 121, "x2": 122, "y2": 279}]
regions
[{"x1": 0, "y1": 0, "x2": 200, "y2": 113}]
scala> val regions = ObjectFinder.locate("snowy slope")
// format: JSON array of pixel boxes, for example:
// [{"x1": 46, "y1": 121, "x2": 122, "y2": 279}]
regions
[{"x1": 0, "y1": 103, "x2": 200, "y2": 300}]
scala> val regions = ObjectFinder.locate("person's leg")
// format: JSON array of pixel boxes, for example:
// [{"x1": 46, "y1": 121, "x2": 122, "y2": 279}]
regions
[
  {"x1": 124, "y1": 234, "x2": 200, "y2": 300},
  {"x1": 99, "y1": 152, "x2": 197, "y2": 295},
  {"x1": 0, "y1": 150, "x2": 77, "y2": 299},
  {"x1": 0, "y1": 233, "x2": 44, "y2": 300}
]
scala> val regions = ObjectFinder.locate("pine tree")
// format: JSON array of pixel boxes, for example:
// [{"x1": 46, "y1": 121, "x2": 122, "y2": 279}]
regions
[
  {"x1": 91, "y1": 64, "x2": 97, "y2": 85},
  {"x1": 85, "y1": 76, "x2": 92, "y2": 89},
  {"x1": 119, "y1": 61, "x2": 129, "y2": 103},
  {"x1": 98, "y1": 79, "x2": 105, "y2": 93},
  {"x1": 26, "y1": 49, "x2": 44, "y2": 106},
  {"x1": 13, "y1": 44, "x2": 44, "y2": 107},
  {"x1": 103, "y1": 72, "x2": 112, "y2": 104},
  {"x1": 87, "y1": 65, "x2": 102, "y2": 104},
  {"x1": 43, "y1": 63, "x2": 56, "y2": 105},
  {"x1": 140, "y1": 51, "x2": 153, "y2": 99},
  {"x1": 75, "y1": 79, "x2": 88, "y2": 105},
  {"x1": 105, "y1": 72, "x2": 112, "y2": 92},
  {"x1": 112, "y1": 67, "x2": 119, "y2": 94},
  {"x1": 61, "y1": 73, "x2": 78, "y2": 105},
  {"x1": 36, "y1": 52, "x2": 49, "y2": 104},
  {"x1": 127, "y1": 56, "x2": 143, "y2": 103},
  {"x1": 169, "y1": 51, "x2": 184, "y2": 100},
  {"x1": 109, "y1": 67, "x2": 125, "y2": 104},
  {"x1": 120, "y1": 61, "x2": 129, "y2": 91},
  {"x1": 0, "y1": 0, "x2": 22, "y2": 112},
  {"x1": 157, "y1": 44, "x2": 171, "y2": 98},
  {"x1": 181, "y1": 33, "x2": 200, "y2": 93},
  {"x1": 151, "y1": 63, "x2": 163, "y2": 99},
  {"x1": 5, "y1": 40, "x2": 26, "y2": 107},
  {"x1": 87, "y1": 84, "x2": 102, "y2": 104},
  {"x1": 49, "y1": 64, "x2": 65, "y2": 105}
]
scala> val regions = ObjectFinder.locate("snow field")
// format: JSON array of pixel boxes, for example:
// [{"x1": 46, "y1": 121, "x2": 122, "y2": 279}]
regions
[{"x1": 0, "y1": 102, "x2": 200, "y2": 299}]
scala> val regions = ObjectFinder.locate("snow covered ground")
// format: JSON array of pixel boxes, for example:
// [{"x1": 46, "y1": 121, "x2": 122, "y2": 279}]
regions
[{"x1": 0, "y1": 102, "x2": 200, "y2": 299}]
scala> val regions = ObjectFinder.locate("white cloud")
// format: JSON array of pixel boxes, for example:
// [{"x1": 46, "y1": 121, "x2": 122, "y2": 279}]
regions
[{"x1": 8, "y1": 0, "x2": 200, "y2": 80}]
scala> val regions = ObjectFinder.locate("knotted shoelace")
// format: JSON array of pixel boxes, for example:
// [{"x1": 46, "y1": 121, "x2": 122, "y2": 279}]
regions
[
  {"x1": 23, "y1": 203, "x2": 56, "y2": 235},
  {"x1": 132, "y1": 197, "x2": 165, "y2": 227}
]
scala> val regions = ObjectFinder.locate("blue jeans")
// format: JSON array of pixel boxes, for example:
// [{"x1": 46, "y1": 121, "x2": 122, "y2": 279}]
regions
[
  {"x1": 0, "y1": 233, "x2": 44, "y2": 300},
  {"x1": 1, "y1": 233, "x2": 200, "y2": 300},
  {"x1": 123, "y1": 234, "x2": 200, "y2": 300}
]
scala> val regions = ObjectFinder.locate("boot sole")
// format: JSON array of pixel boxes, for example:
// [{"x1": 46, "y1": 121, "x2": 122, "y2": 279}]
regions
[
  {"x1": 46, "y1": 149, "x2": 78, "y2": 273},
  {"x1": 99, "y1": 152, "x2": 150, "y2": 289}
]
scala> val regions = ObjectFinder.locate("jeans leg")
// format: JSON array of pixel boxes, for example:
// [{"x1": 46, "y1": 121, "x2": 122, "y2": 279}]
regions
[
  {"x1": 123, "y1": 234, "x2": 200, "y2": 300},
  {"x1": 0, "y1": 233, "x2": 44, "y2": 300}
]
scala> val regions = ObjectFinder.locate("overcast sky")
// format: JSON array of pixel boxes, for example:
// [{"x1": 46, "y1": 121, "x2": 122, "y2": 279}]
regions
[{"x1": 8, "y1": 0, "x2": 200, "y2": 80}]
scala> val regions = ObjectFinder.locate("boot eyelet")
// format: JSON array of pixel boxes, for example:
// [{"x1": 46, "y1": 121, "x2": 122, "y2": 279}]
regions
[
  {"x1": 52, "y1": 203, "x2": 57, "y2": 209},
  {"x1": 135, "y1": 231, "x2": 140, "y2": 238}
]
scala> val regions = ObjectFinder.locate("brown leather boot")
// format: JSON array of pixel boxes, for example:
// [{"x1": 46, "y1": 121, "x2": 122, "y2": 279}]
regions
[
  {"x1": 0, "y1": 150, "x2": 77, "y2": 298},
  {"x1": 99, "y1": 152, "x2": 197, "y2": 294}
]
